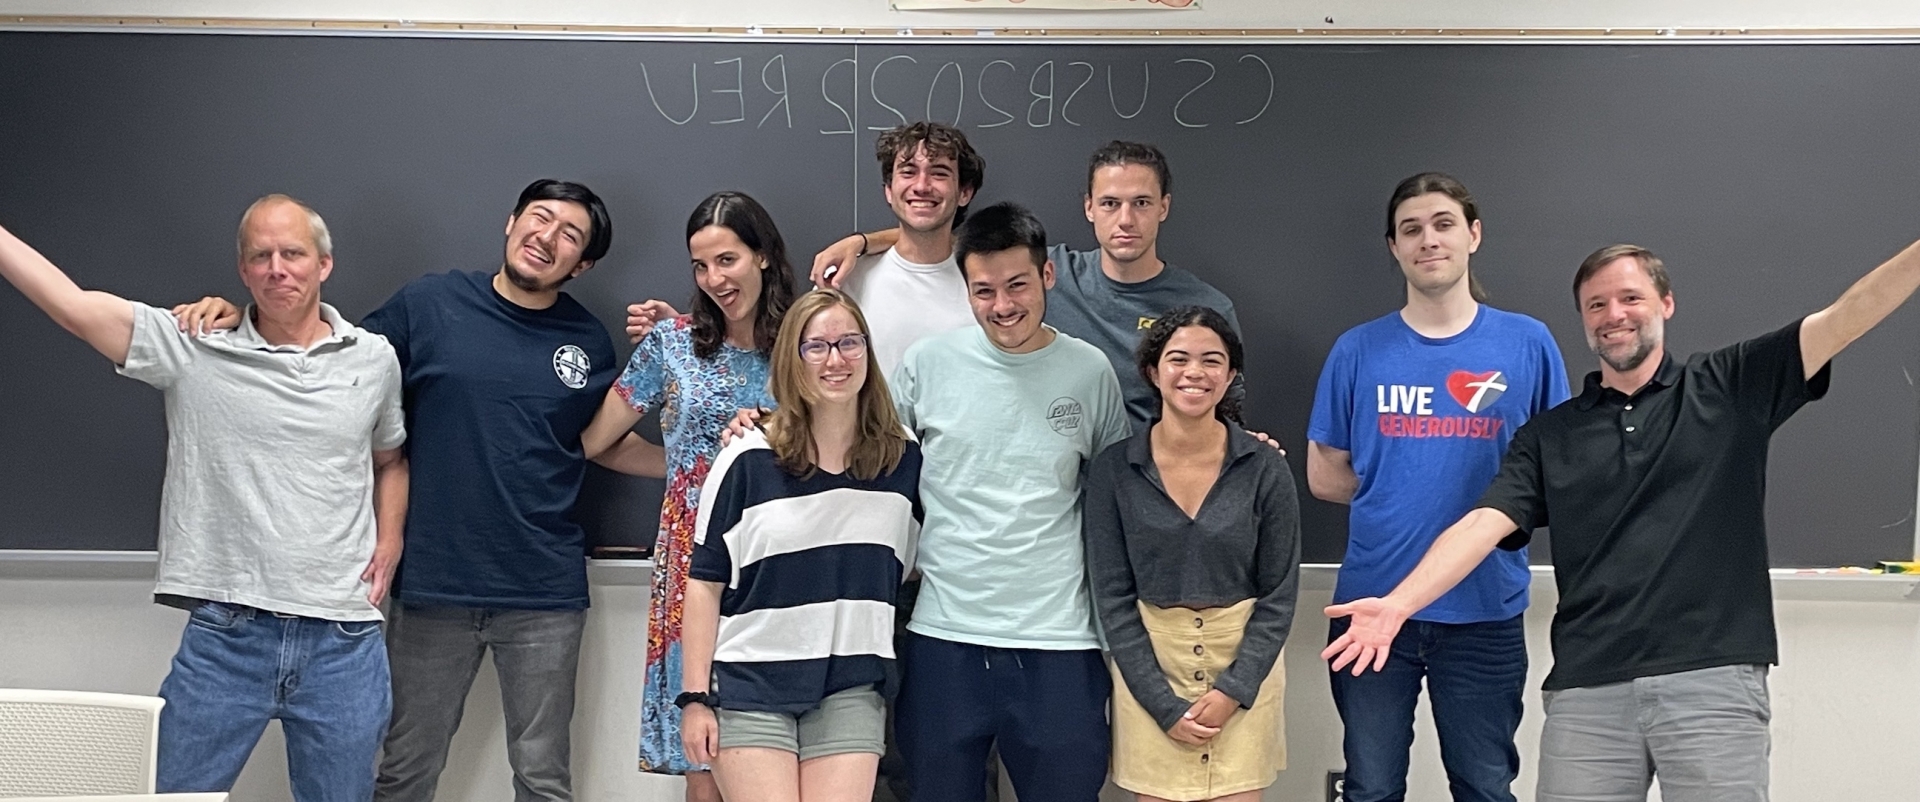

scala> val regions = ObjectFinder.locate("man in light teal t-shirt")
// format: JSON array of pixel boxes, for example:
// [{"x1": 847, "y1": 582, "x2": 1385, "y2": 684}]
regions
[{"x1": 889, "y1": 202, "x2": 1129, "y2": 802}]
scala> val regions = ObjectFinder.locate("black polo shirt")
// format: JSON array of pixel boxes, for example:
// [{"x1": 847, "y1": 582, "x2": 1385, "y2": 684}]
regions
[{"x1": 1477, "y1": 319, "x2": 1829, "y2": 691}]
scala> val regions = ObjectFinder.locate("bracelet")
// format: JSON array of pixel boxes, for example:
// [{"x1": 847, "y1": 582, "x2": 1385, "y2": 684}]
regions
[
  {"x1": 673, "y1": 690, "x2": 715, "y2": 709},
  {"x1": 854, "y1": 231, "x2": 870, "y2": 258}
]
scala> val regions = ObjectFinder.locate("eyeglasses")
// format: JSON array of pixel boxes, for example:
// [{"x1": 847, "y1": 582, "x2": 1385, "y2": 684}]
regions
[{"x1": 798, "y1": 333, "x2": 869, "y2": 364}]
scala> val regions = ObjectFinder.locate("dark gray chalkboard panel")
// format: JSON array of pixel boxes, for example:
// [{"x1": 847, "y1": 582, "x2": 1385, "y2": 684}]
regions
[{"x1": 1, "y1": 32, "x2": 1916, "y2": 567}]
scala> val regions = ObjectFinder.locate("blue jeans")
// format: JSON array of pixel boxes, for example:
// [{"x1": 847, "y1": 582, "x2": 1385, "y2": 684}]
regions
[
  {"x1": 156, "y1": 601, "x2": 391, "y2": 801},
  {"x1": 1328, "y1": 613, "x2": 1527, "y2": 802},
  {"x1": 894, "y1": 632, "x2": 1110, "y2": 802}
]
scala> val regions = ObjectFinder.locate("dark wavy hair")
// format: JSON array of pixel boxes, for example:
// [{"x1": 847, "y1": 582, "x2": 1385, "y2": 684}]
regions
[
  {"x1": 875, "y1": 121, "x2": 986, "y2": 226},
  {"x1": 685, "y1": 191, "x2": 797, "y2": 360},
  {"x1": 1135, "y1": 305, "x2": 1245, "y2": 425}
]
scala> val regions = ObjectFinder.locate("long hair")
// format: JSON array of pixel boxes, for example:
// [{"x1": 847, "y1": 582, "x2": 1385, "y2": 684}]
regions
[
  {"x1": 763, "y1": 289, "x2": 909, "y2": 481},
  {"x1": 685, "y1": 191, "x2": 797, "y2": 360},
  {"x1": 1385, "y1": 172, "x2": 1488, "y2": 303},
  {"x1": 1134, "y1": 305, "x2": 1246, "y2": 425}
]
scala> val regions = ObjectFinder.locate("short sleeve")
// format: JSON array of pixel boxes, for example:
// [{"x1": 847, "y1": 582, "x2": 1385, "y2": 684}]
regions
[
  {"x1": 1091, "y1": 361, "x2": 1131, "y2": 451},
  {"x1": 1536, "y1": 326, "x2": 1573, "y2": 412},
  {"x1": 891, "y1": 346, "x2": 923, "y2": 433},
  {"x1": 612, "y1": 320, "x2": 676, "y2": 418},
  {"x1": 1307, "y1": 336, "x2": 1357, "y2": 450},
  {"x1": 1703, "y1": 318, "x2": 1830, "y2": 430},
  {"x1": 115, "y1": 302, "x2": 196, "y2": 388},
  {"x1": 359, "y1": 284, "x2": 413, "y2": 371},
  {"x1": 690, "y1": 456, "x2": 751, "y2": 588},
  {"x1": 1475, "y1": 421, "x2": 1549, "y2": 549},
  {"x1": 371, "y1": 348, "x2": 407, "y2": 452}
]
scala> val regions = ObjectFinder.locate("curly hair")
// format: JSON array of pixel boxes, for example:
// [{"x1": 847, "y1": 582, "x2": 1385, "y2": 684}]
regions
[{"x1": 1134, "y1": 305, "x2": 1245, "y2": 425}]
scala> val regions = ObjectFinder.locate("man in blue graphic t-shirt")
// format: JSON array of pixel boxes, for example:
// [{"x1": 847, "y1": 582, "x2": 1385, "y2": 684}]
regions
[{"x1": 1307, "y1": 174, "x2": 1569, "y2": 802}]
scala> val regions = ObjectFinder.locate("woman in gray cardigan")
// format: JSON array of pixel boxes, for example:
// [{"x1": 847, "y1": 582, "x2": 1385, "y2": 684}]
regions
[{"x1": 1084, "y1": 305, "x2": 1302, "y2": 802}]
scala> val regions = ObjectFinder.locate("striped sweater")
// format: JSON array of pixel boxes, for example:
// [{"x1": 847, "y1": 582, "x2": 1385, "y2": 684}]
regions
[{"x1": 691, "y1": 429, "x2": 923, "y2": 714}]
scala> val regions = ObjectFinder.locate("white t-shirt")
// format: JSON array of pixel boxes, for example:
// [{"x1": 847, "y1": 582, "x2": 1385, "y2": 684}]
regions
[{"x1": 837, "y1": 248, "x2": 974, "y2": 378}]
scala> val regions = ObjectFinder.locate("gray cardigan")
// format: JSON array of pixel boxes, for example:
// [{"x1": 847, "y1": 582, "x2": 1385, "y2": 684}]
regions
[{"x1": 1083, "y1": 423, "x2": 1302, "y2": 732}]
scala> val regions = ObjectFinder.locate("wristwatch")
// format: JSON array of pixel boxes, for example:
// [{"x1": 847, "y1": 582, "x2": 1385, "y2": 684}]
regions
[{"x1": 673, "y1": 691, "x2": 715, "y2": 710}]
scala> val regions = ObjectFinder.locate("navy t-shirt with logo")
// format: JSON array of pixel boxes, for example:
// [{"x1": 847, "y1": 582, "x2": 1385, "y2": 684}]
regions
[
  {"x1": 362, "y1": 270, "x2": 617, "y2": 610},
  {"x1": 1308, "y1": 305, "x2": 1569, "y2": 624}
]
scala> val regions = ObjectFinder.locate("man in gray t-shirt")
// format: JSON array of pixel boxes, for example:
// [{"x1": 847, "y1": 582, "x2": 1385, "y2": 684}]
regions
[
  {"x1": 814, "y1": 140, "x2": 1241, "y2": 431},
  {"x1": 0, "y1": 195, "x2": 407, "y2": 801}
]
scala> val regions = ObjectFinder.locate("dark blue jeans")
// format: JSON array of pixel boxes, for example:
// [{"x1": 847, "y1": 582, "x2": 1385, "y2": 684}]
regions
[
  {"x1": 157, "y1": 601, "x2": 390, "y2": 801},
  {"x1": 894, "y1": 631, "x2": 1110, "y2": 802},
  {"x1": 1328, "y1": 613, "x2": 1527, "y2": 802}
]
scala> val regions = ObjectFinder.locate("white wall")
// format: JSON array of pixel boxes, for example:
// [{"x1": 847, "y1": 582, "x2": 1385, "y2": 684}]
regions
[
  {"x1": 4, "y1": 562, "x2": 1917, "y2": 802},
  {"x1": 1, "y1": 0, "x2": 1919, "y2": 31}
]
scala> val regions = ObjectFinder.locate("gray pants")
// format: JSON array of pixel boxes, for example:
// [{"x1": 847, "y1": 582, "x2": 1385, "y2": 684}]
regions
[
  {"x1": 1538, "y1": 664, "x2": 1771, "y2": 802},
  {"x1": 374, "y1": 603, "x2": 587, "y2": 802}
]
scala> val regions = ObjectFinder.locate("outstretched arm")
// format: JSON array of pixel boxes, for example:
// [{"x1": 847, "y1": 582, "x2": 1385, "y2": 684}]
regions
[
  {"x1": 0, "y1": 224, "x2": 135, "y2": 364},
  {"x1": 1801, "y1": 237, "x2": 1920, "y2": 378},
  {"x1": 1321, "y1": 507, "x2": 1519, "y2": 674}
]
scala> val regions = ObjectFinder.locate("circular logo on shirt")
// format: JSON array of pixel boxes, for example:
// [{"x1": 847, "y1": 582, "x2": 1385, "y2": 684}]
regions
[
  {"x1": 553, "y1": 345, "x2": 591, "y2": 390},
  {"x1": 1047, "y1": 397, "x2": 1084, "y2": 436}
]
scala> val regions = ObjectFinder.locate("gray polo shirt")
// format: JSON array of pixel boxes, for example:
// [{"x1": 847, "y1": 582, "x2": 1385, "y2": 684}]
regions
[{"x1": 118, "y1": 301, "x2": 405, "y2": 621}]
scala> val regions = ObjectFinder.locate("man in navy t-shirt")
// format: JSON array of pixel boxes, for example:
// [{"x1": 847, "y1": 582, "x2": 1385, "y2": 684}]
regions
[
  {"x1": 177, "y1": 180, "x2": 663, "y2": 802},
  {"x1": 1307, "y1": 174, "x2": 1569, "y2": 802},
  {"x1": 364, "y1": 181, "x2": 663, "y2": 802}
]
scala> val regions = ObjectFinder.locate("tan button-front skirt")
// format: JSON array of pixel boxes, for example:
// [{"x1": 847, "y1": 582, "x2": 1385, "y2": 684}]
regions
[{"x1": 1110, "y1": 598, "x2": 1287, "y2": 801}]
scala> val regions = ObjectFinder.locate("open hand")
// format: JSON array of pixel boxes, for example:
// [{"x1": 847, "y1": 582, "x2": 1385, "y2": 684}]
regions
[
  {"x1": 170, "y1": 296, "x2": 242, "y2": 335},
  {"x1": 1321, "y1": 597, "x2": 1410, "y2": 675},
  {"x1": 719, "y1": 407, "x2": 765, "y2": 447}
]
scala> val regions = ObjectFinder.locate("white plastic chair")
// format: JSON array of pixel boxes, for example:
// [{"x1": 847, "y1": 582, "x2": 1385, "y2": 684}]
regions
[{"x1": 0, "y1": 689, "x2": 165, "y2": 797}]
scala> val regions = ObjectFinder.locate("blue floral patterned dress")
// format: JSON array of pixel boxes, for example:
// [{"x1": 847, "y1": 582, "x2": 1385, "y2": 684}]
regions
[{"x1": 616, "y1": 315, "x2": 775, "y2": 774}]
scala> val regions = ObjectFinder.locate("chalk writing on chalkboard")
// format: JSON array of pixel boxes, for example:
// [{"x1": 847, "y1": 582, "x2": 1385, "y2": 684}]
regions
[{"x1": 634, "y1": 53, "x2": 1275, "y2": 132}]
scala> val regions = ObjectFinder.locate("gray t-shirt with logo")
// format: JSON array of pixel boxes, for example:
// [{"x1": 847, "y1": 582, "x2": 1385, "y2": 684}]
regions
[
  {"x1": 1043, "y1": 244, "x2": 1242, "y2": 430},
  {"x1": 117, "y1": 301, "x2": 405, "y2": 621}
]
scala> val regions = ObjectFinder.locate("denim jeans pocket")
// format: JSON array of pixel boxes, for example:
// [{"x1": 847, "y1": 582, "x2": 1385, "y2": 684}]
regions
[
  {"x1": 187, "y1": 601, "x2": 246, "y2": 632},
  {"x1": 334, "y1": 620, "x2": 383, "y2": 638}
]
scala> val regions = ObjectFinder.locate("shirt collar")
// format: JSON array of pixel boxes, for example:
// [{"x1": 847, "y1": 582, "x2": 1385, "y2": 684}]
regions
[
  {"x1": 1124, "y1": 419, "x2": 1262, "y2": 468},
  {"x1": 1575, "y1": 351, "x2": 1682, "y2": 409},
  {"x1": 232, "y1": 302, "x2": 355, "y2": 352}
]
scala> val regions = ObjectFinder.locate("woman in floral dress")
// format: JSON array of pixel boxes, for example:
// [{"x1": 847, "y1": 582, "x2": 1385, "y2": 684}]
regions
[{"x1": 582, "y1": 191, "x2": 797, "y2": 801}]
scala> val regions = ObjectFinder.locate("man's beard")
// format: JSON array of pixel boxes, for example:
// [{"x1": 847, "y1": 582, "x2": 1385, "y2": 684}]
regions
[
  {"x1": 1591, "y1": 327, "x2": 1657, "y2": 372},
  {"x1": 504, "y1": 258, "x2": 573, "y2": 293}
]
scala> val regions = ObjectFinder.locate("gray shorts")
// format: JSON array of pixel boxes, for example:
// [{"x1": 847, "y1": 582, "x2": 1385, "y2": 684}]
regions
[
  {"x1": 717, "y1": 685, "x2": 886, "y2": 761},
  {"x1": 1538, "y1": 663, "x2": 1771, "y2": 802}
]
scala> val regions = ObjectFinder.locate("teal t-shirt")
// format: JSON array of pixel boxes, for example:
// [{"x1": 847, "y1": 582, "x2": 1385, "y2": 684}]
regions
[{"x1": 892, "y1": 325, "x2": 1131, "y2": 649}]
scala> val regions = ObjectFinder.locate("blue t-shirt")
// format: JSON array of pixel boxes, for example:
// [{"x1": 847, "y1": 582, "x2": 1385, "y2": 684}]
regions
[
  {"x1": 1307, "y1": 305, "x2": 1569, "y2": 623},
  {"x1": 363, "y1": 270, "x2": 617, "y2": 610}
]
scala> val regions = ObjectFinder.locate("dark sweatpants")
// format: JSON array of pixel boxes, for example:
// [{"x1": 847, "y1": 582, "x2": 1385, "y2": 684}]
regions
[{"x1": 894, "y1": 631, "x2": 1111, "y2": 802}]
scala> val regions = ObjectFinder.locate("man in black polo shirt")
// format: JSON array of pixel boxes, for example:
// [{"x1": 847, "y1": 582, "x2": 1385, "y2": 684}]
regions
[{"x1": 1322, "y1": 238, "x2": 1920, "y2": 801}]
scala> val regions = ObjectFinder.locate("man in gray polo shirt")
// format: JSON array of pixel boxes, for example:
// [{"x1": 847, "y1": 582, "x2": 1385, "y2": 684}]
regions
[{"x1": 0, "y1": 195, "x2": 408, "y2": 801}]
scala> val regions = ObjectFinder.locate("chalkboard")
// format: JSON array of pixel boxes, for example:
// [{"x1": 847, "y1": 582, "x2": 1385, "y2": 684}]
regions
[{"x1": 2, "y1": 31, "x2": 1917, "y2": 567}]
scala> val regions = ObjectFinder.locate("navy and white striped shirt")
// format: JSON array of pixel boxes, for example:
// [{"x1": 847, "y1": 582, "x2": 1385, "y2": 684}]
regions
[{"x1": 691, "y1": 429, "x2": 923, "y2": 714}]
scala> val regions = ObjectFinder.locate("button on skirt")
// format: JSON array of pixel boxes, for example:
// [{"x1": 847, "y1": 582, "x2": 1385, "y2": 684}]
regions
[{"x1": 1109, "y1": 597, "x2": 1287, "y2": 801}]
